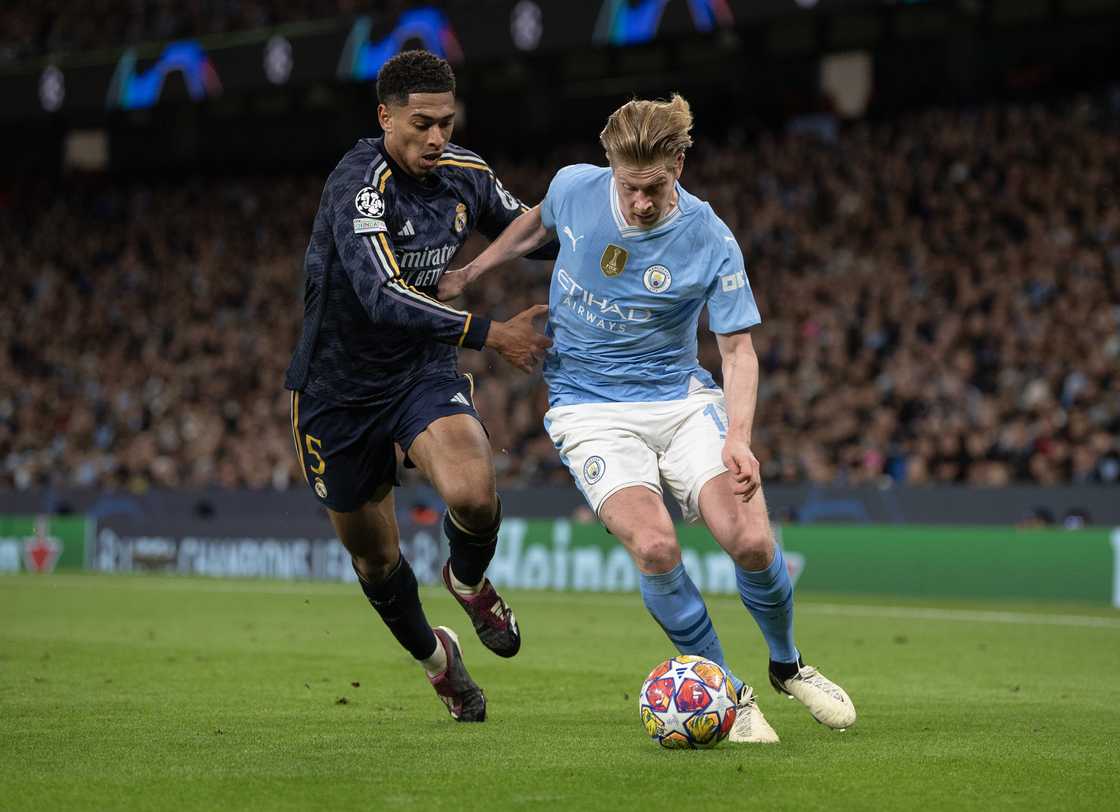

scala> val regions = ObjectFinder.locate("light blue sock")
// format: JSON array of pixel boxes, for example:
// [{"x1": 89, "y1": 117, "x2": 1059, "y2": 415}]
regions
[
  {"x1": 640, "y1": 563, "x2": 745, "y2": 697},
  {"x1": 735, "y1": 544, "x2": 799, "y2": 664}
]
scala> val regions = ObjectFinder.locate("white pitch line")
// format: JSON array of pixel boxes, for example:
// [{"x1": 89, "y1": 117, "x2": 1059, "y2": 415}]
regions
[{"x1": 800, "y1": 602, "x2": 1120, "y2": 630}]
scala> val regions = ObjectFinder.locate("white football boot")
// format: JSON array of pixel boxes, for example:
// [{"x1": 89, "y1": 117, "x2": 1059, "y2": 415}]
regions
[
  {"x1": 728, "y1": 685, "x2": 780, "y2": 744},
  {"x1": 770, "y1": 662, "x2": 856, "y2": 730}
]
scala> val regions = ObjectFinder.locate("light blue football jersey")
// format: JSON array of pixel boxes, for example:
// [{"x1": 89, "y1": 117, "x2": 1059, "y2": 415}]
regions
[{"x1": 539, "y1": 163, "x2": 761, "y2": 407}]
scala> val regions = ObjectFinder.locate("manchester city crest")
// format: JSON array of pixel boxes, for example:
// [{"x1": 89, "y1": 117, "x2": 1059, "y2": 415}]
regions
[
  {"x1": 354, "y1": 187, "x2": 384, "y2": 218},
  {"x1": 600, "y1": 244, "x2": 628, "y2": 278},
  {"x1": 643, "y1": 265, "x2": 672, "y2": 293},
  {"x1": 454, "y1": 202, "x2": 468, "y2": 233},
  {"x1": 583, "y1": 456, "x2": 606, "y2": 484}
]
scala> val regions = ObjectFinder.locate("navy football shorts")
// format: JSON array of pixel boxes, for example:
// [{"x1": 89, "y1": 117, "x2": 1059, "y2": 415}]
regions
[{"x1": 288, "y1": 372, "x2": 480, "y2": 512}]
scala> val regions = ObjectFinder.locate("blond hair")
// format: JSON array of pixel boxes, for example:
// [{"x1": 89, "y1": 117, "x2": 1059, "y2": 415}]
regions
[{"x1": 599, "y1": 94, "x2": 693, "y2": 168}]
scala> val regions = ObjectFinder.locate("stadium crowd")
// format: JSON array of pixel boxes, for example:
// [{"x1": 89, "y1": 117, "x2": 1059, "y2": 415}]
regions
[{"x1": 2, "y1": 95, "x2": 1119, "y2": 492}]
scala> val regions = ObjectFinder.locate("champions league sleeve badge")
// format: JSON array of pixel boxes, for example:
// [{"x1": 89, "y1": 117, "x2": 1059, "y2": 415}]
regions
[{"x1": 354, "y1": 187, "x2": 385, "y2": 218}]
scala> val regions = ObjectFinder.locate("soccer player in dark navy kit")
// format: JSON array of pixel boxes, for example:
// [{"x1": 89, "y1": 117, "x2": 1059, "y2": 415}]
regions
[{"x1": 285, "y1": 51, "x2": 555, "y2": 722}]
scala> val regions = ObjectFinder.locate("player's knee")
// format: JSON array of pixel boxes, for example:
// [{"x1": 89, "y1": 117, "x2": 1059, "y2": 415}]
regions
[
  {"x1": 444, "y1": 487, "x2": 498, "y2": 532},
  {"x1": 631, "y1": 534, "x2": 682, "y2": 573},
  {"x1": 351, "y1": 549, "x2": 398, "y2": 583},
  {"x1": 729, "y1": 530, "x2": 774, "y2": 571}
]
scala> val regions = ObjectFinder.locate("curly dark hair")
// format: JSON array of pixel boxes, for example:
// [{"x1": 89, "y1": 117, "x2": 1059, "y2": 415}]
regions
[{"x1": 376, "y1": 50, "x2": 456, "y2": 106}]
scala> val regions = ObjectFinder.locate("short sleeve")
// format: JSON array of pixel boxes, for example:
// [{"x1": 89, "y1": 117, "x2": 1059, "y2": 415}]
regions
[
  {"x1": 706, "y1": 230, "x2": 761, "y2": 334},
  {"x1": 540, "y1": 164, "x2": 587, "y2": 231}
]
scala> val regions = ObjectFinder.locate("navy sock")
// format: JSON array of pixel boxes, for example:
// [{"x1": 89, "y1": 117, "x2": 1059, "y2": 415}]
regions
[
  {"x1": 736, "y1": 544, "x2": 799, "y2": 664},
  {"x1": 444, "y1": 497, "x2": 501, "y2": 587},
  {"x1": 640, "y1": 562, "x2": 745, "y2": 696},
  {"x1": 356, "y1": 557, "x2": 437, "y2": 661}
]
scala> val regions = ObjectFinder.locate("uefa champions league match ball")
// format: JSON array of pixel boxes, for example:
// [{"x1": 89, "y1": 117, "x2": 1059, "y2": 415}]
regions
[{"x1": 638, "y1": 655, "x2": 737, "y2": 749}]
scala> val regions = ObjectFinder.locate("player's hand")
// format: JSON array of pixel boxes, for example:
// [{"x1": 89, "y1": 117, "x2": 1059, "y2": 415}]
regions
[
  {"x1": 437, "y1": 267, "x2": 472, "y2": 300},
  {"x1": 722, "y1": 438, "x2": 761, "y2": 503},
  {"x1": 486, "y1": 304, "x2": 552, "y2": 373}
]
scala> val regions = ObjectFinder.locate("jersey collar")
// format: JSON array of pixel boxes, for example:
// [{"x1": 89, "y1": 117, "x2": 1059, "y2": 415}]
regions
[
  {"x1": 369, "y1": 137, "x2": 447, "y2": 198},
  {"x1": 609, "y1": 177, "x2": 685, "y2": 239}
]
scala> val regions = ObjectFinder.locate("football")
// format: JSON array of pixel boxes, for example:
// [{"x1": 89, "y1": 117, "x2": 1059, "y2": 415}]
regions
[{"x1": 638, "y1": 655, "x2": 737, "y2": 749}]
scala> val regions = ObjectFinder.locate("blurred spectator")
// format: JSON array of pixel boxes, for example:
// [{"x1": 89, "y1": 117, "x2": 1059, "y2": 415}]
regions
[
  {"x1": 1061, "y1": 508, "x2": 1091, "y2": 529},
  {"x1": 2, "y1": 94, "x2": 1119, "y2": 492},
  {"x1": 1017, "y1": 507, "x2": 1056, "y2": 529}
]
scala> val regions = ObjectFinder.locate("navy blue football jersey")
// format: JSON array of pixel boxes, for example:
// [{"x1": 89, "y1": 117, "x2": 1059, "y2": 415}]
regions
[{"x1": 285, "y1": 137, "x2": 552, "y2": 407}]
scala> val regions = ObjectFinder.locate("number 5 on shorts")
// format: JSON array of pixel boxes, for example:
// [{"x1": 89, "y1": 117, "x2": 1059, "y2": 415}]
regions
[{"x1": 304, "y1": 434, "x2": 326, "y2": 474}]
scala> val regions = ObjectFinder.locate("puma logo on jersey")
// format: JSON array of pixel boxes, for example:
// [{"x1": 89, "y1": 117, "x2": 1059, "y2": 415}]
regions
[
  {"x1": 562, "y1": 225, "x2": 584, "y2": 252},
  {"x1": 449, "y1": 392, "x2": 470, "y2": 407}
]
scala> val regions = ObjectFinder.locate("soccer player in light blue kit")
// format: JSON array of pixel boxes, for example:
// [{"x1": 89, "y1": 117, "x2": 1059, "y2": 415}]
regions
[{"x1": 440, "y1": 95, "x2": 855, "y2": 742}]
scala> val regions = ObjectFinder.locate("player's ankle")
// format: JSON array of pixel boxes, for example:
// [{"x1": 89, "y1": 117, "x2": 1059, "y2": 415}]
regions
[
  {"x1": 419, "y1": 635, "x2": 448, "y2": 676},
  {"x1": 769, "y1": 656, "x2": 804, "y2": 681},
  {"x1": 449, "y1": 567, "x2": 484, "y2": 597}
]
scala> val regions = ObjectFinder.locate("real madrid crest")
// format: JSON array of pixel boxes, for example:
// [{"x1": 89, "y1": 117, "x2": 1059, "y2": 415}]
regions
[
  {"x1": 643, "y1": 264, "x2": 672, "y2": 293},
  {"x1": 454, "y1": 202, "x2": 467, "y2": 233},
  {"x1": 600, "y1": 244, "x2": 628, "y2": 278},
  {"x1": 314, "y1": 478, "x2": 328, "y2": 499}
]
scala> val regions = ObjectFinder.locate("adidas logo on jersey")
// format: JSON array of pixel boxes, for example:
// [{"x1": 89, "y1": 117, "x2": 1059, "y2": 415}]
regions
[
  {"x1": 449, "y1": 392, "x2": 470, "y2": 407},
  {"x1": 397, "y1": 219, "x2": 415, "y2": 238}
]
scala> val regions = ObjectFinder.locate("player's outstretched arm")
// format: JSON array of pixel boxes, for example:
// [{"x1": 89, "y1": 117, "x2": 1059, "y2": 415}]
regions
[
  {"x1": 717, "y1": 329, "x2": 762, "y2": 502},
  {"x1": 438, "y1": 205, "x2": 554, "y2": 300},
  {"x1": 485, "y1": 304, "x2": 552, "y2": 373}
]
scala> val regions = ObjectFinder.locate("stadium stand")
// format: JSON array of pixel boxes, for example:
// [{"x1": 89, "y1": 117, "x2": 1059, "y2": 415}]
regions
[{"x1": 2, "y1": 96, "x2": 1118, "y2": 492}]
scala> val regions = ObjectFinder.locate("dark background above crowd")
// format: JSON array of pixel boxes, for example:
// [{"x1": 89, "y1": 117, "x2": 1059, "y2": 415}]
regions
[{"x1": 0, "y1": 1, "x2": 414, "y2": 63}]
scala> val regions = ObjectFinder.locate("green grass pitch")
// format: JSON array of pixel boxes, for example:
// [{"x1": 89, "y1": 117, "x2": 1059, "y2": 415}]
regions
[{"x1": 2, "y1": 573, "x2": 1119, "y2": 810}]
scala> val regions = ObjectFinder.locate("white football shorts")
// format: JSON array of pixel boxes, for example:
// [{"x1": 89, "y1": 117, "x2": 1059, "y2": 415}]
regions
[{"x1": 543, "y1": 388, "x2": 730, "y2": 523}]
